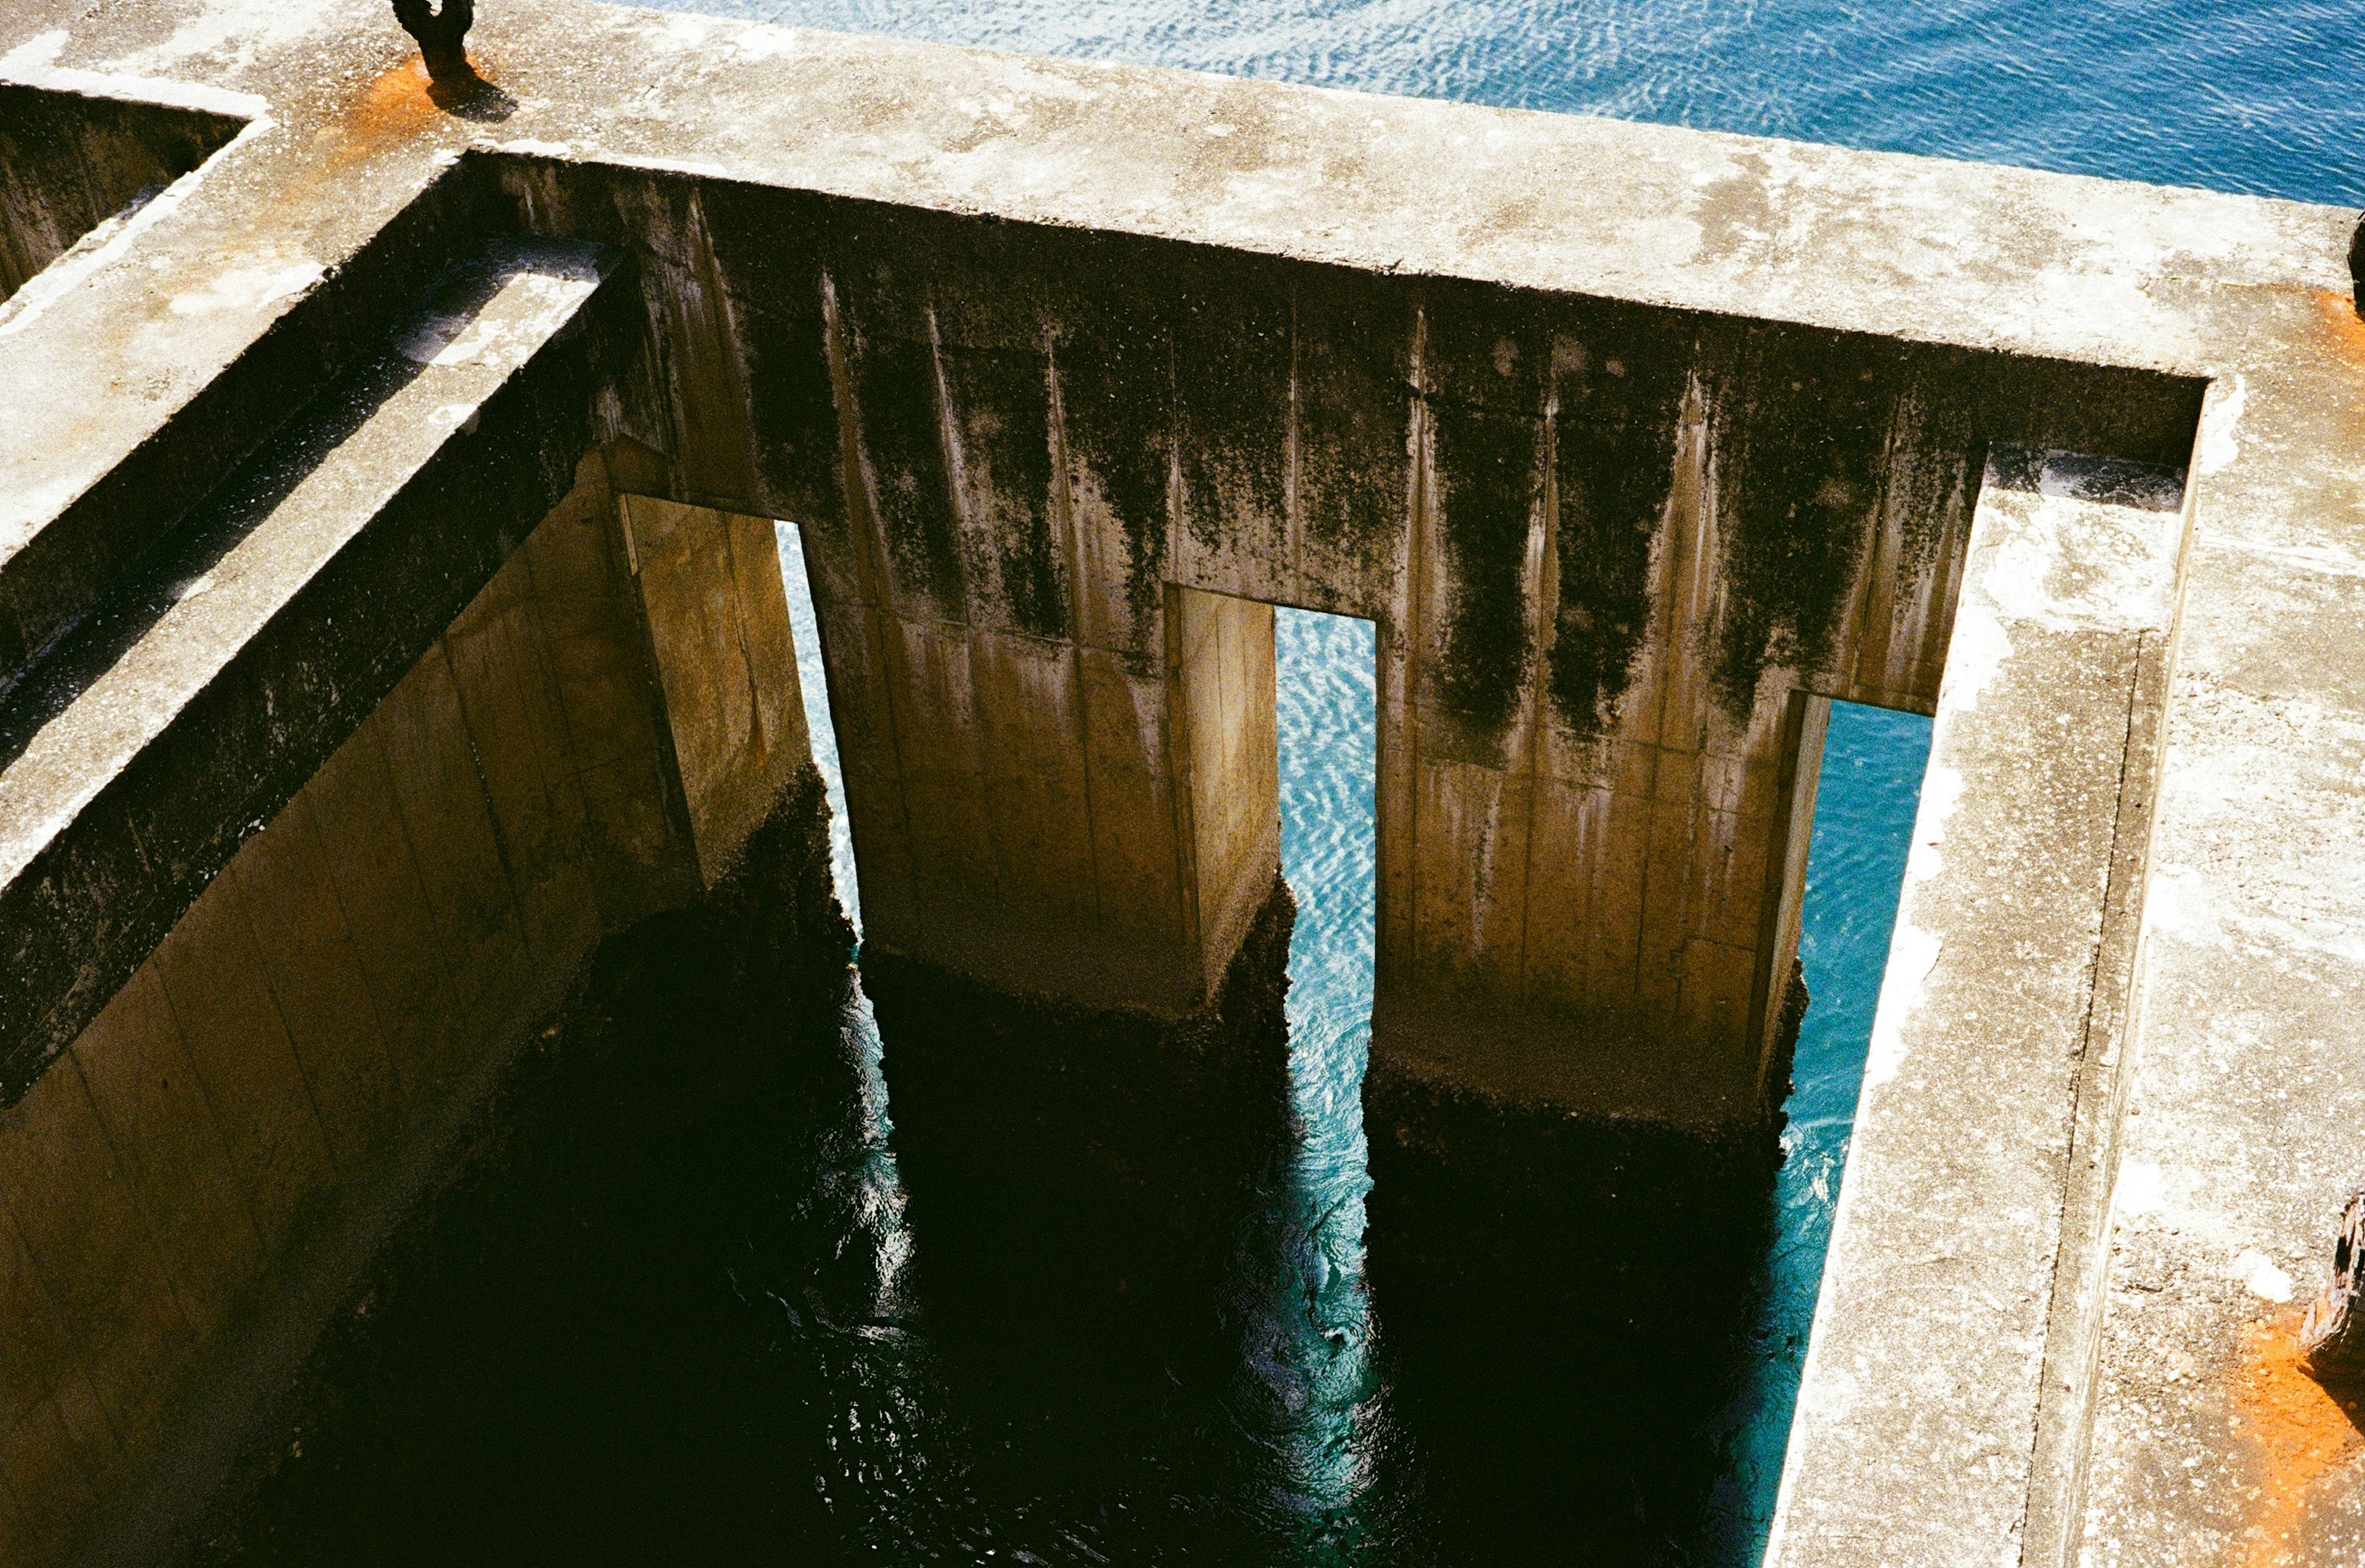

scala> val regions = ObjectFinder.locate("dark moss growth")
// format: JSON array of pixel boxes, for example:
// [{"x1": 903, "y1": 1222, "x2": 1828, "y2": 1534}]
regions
[
  {"x1": 895, "y1": 207, "x2": 1055, "y2": 353},
  {"x1": 1549, "y1": 313, "x2": 1692, "y2": 737},
  {"x1": 1053, "y1": 254, "x2": 1174, "y2": 644},
  {"x1": 1705, "y1": 326, "x2": 1893, "y2": 721},
  {"x1": 697, "y1": 187, "x2": 844, "y2": 528},
  {"x1": 1428, "y1": 402, "x2": 1543, "y2": 738},
  {"x1": 1295, "y1": 271, "x2": 1415, "y2": 591},
  {"x1": 730, "y1": 294, "x2": 844, "y2": 527},
  {"x1": 939, "y1": 342, "x2": 1068, "y2": 639},
  {"x1": 1878, "y1": 365, "x2": 1983, "y2": 610},
  {"x1": 843, "y1": 312, "x2": 968, "y2": 615},
  {"x1": 1173, "y1": 253, "x2": 1292, "y2": 564},
  {"x1": 1420, "y1": 279, "x2": 1550, "y2": 414}
]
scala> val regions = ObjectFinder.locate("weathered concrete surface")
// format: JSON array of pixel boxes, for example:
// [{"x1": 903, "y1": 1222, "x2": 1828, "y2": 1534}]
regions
[
  {"x1": 0, "y1": 0, "x2": 2360, "y2": 1561},
  {"x1": 175, "y1": 756, "x2": 853, "y2": 1566},
  {"x1": 618, "y1": 493, "x2": 812, "y2": 887},
  {"x1": 457, "y1": 156, "x2": 2200, "y2": 1120},
  {"x1": 0, "y1": 235, "x2": 629, "y2": 1099},
  {"x1": 1767, "y1": 446, "x2": 2185, "y2": 1564}
]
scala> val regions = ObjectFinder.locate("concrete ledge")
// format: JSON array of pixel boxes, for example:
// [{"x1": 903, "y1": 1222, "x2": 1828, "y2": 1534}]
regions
[
  {"x1": 0, "y1": 235, "x2": 628, "y2": 1101},
  {"x1": 0, "y1": 79, "x2": 244, "y2": 303},
  {"x1": 0, "y1": 121, "x2": 511, "y2": 689},
  {"x1": 1770, "y1": 446, "x2": 2185, "y2": 1564}
]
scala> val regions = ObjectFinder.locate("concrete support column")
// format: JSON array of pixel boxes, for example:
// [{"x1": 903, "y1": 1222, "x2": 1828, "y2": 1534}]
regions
[
  {"x1": 799, "y1": 259, "x2": 1284, "y2": 1017},
  {"x1": 1168, "y1": 586, "x2": 1280, "y2": 1002},
  {"x1": 617, "y1": 493, "x2": 812, "y2": 889},
  {"x1": 1373, "y1": 333, "x2": 1875, "y2": 1146}
]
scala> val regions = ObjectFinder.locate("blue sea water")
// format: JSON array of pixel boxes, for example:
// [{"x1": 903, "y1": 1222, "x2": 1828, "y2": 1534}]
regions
[
  {"x1": 652, "y1": 0, "x2": 2363, "y2": 208},
  {"x1": 724, "y1": 2, "x2": 2358, "y2": 1553}
]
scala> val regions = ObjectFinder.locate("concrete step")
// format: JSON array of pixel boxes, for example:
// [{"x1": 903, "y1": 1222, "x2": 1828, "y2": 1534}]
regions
[{"x1": 0, "y1": 234, "x2": 625, "y2": 1101}]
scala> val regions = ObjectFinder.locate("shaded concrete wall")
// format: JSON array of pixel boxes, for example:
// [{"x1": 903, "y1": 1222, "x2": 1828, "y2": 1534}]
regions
[
  {"x1": 1173, "y1": 588, "x2": 1280, "y2": 1004},
  {"x1": 487, "y1": 158, "x2": 2201, "y2": 1131},
  {"x1": 471, "y1": 163, "x2": 2203, "y2": 1126},
  {"x1": 0, "y1": 83, "x2": 244, "y2": 302},
  {"x1": 0, "y1": 458, "x2": 808, "y2": 1568},
  {"x1": 618, "y1": 493, "x2": 811, "y2": 888}
]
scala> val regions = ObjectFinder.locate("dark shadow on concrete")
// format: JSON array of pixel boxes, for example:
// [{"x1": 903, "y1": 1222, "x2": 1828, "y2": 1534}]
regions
[
  {"x1": 0, "y1": 83, "x2": 247, "y2": 303},
  {"x1": 0, "y1": 244, "x2": 563, "y2": 773},
  {"x1": 424, "y1": 71, "x2": 517, "y2": 123},
  {"x1": 0, "y1": 347, "x2": 425, "y2": 772}
]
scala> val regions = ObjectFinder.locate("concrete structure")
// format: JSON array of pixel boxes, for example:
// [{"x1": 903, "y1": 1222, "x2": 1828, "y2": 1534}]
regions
[{"x1": 0, "y1": 0, "x2": 2359, "y2": 1562}]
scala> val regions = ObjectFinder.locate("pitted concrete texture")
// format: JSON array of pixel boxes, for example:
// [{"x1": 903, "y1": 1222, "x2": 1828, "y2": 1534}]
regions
[{"x1": 0, "y1": 0, "x2": 2362, "y2": 1562}]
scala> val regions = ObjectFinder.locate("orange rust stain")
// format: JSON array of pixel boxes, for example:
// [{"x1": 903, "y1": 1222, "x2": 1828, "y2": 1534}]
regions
[
  {"x1": 2314, "y1": 290, "x2": 2365, "y2": 370},
  {"x1": 2232, "y1": 1312, "x2": 2365, "y2": 1567},
  {"x1": 333, "y1": 60, "x2": 442, "y2": 164}
]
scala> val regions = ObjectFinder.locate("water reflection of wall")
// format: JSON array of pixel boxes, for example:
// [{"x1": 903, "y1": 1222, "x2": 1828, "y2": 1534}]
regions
[{"x1": 857, "y1": 873, "x2": 1302, "y2": 1550}]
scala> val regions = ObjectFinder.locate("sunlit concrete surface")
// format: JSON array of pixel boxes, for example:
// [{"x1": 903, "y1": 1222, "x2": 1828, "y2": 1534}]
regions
[{"x1": 0, "y1": 0, "x2": 2360, "y2": 1561}]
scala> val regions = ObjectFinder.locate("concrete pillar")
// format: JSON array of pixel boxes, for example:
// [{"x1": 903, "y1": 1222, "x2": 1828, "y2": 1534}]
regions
[
  {"x1": 1370, "y1": 312, "x2": 1975, "y2": 1149},
  {"x1": 617, "y1": 493, "x2": 812, "y2": 889},
  {"x1": 799, "y1": 256, "x2": 1287, "y2": 1017},
  {"x1": 1169, "y1": 586, "x2": 1281, "y2": 1003}
]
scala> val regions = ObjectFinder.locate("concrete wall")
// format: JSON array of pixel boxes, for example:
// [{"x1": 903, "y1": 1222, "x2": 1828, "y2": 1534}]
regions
[
  {"x1": 0, "y1": 83, "x2": 243, "y2": 302},
  {"x1": 1770, "y1": 445, "x2": 2186, "y2": 1567},
  {"x1": 618, "y1": 493, "x2": 811, "y2": 889},
  {"x1": 4, "y1": 6, "x2": 2356, "y2": 1559},
  {"x1": 0, "y1": 459, "x2": 807, "y2": 1568},
  {"x1": 485, "y1": 157, "x2": 2201, "y2": 1131}
]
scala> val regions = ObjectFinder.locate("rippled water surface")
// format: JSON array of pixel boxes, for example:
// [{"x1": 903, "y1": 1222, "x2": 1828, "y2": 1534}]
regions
[{"x1": 652, "y1": 0, "x2": 2363, "y2": 207}]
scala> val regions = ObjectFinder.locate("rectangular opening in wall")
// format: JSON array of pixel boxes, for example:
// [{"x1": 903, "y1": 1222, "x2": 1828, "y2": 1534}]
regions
[
  {"x1": 773, "y1": 520, "x2": 859, "y2": 931},
  {"x1": 1725, "y1": 695, "x2": 1935, "y2": 1553},
  {"x1": 0, "y1": 83, "x2": 248, "y2": 309}
]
